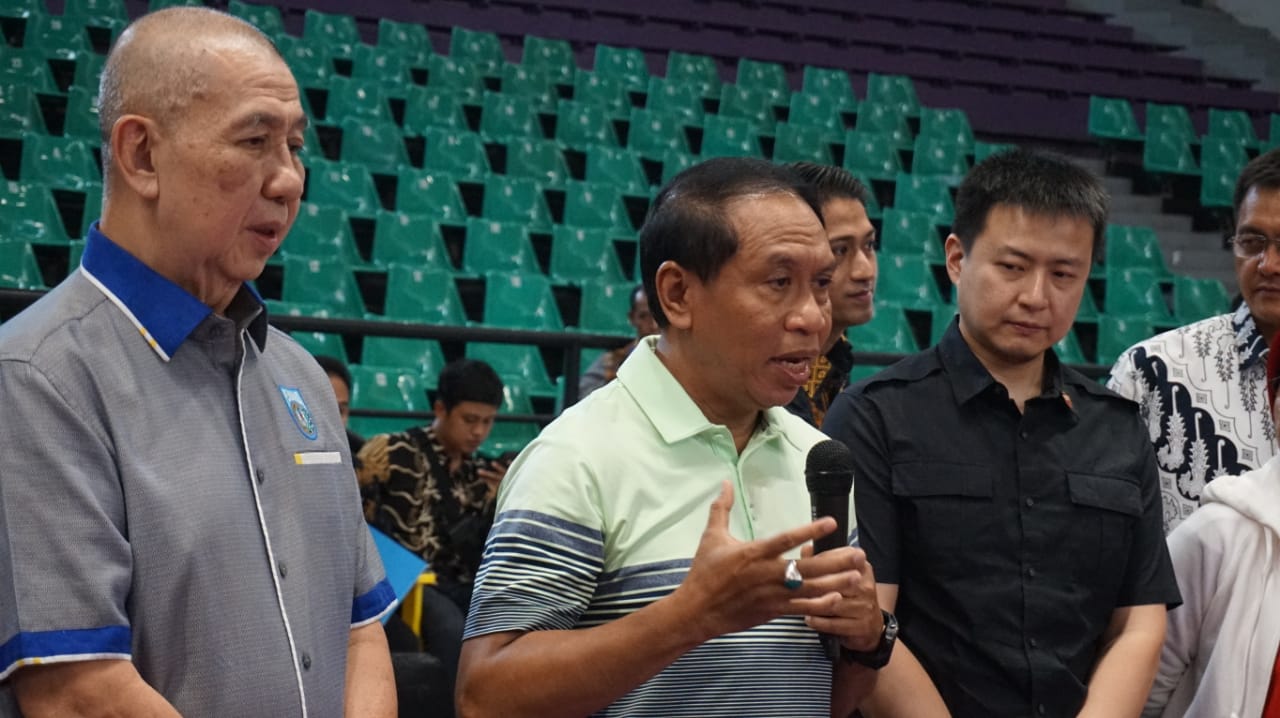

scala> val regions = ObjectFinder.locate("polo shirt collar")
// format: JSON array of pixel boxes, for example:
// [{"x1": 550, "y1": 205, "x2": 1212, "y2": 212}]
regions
[
  {"x1": 79, "y1": 224, "x2": 268, "y2": 361},
  {"x1": 1234, "y1": 302, "x2": 1269, "y2": 371},
  {"x1": 937, "y1": 318, "x2": 1066, "y2": 406}
]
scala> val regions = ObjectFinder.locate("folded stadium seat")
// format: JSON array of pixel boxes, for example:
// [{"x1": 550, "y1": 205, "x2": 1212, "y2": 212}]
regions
[
  {"x1": 350, "y1": 364, "x2": 426, "y2": 412},
  {"x1": 880, "y1": 208, "x2": 945, "y2": 264},
  {"x1": 788, "y1": 93, "x2": 847, "y2": 141},
  {"x1": 71, "y1": 52, "x2": 104, "y2": 93},
  {"x1": 700, "y1": 115, "x2": 762, "y2": 158},
  {"x1": 420, "y1": 126, "x2": 490, "y2": 179},
  {"x1": 23, "y1": 13, "x2": 96, "y2": 60},
  {"x1": 481, "y1": 384, "x2": 541, "y2": 456},
  {"x1": 736, "y1": 58, "x2": 790, "y2": 107},
  {"x1": 1173, "y1": 275, "x2": 1231, "y2": 323},
  {"x1": 304, "y1": 159, "x2": 382, "y2": 217},
  {"x1": 503, "y1": 136, "x2": 571, "y2": 188},
  {"x1": 500, "y1": 64, "x2": 559, "y2": 112},
  {"x1": 846, "y1": 303, "x2": 917, "y2": 353},
  {"x1": 1143, "y1": 129, "x2": 1199, "y2": 177},
  {"x1": 350, "y1": 44, "x2": 418, "y2": 97},
  {"x1": 593, "y1": 44, "x2": 649, "y2": 91},
  {"x1": 394, "y1": 167, "x2": 467, "y2": 222},
  {"x1": 666, "y1": 51, "x2": 721, "y2": 100},
  {"x1": 363, "y1": 337, "x2": 448, "y2": 387},
  {"x1": 848, "y1": 170, "x2": 882, "y2": 220},
  {"x1": 918, "y1": 108, "x2": 975, "y2": 153},
  {"x1": 63, "y1": 0, "x2": 126, "y2": 34},
  {"x1": 562, "y1": 180, "x2": 634, "y2": 233},
  {"x1": 1, "y1": 0, "x2": 41, "y2": 19},
  {"x1": 479, "y1": 91, "x2": 545, "y2": 141},
  {"x1": 717, "y1": 83, "x2": 778, "y2": 133},
  {"x1": 892, "y1": 173, "x2": 955, "y2": 226},
  {"x1": 1096, "y1": 315, "x2": 1155, "y2": 366},
  {"x1": 282, "y1": 256, "x2": 368, "y2": 318},
  {"x1": 1105, "y1": 267, "x2": 1172, "y2": 322},
  {"x1": 1054, "y1": 328, "x2": 1089, "y2": 365},
  {"x1": 1104, "y1": 225, "x2": 1172, "y2": 277},
  {"x1": 349, "y1": 414, "x2": 418, "y2": 442},
  {"x1": 275, "y1": 37, "x2": 333, "y2": 92},
  {"x1": 853, "y1": 101, "x2": 914, "y2": 150},
  {"x1": 370, "y1": 210, "x2": 451, "y2": 269},
  {"x1": 449, "y1": 26, "x2": 504, "y2": 77},
  {"x1": 1087, "y1": 96, "x2": 1142, "y2": 142},
  {"x1": 974, "y1": 141, "x2": 1017, "y2": 163},
  {"x1": 0, "y1": 83, "x2": 47, "y2": 138},
  {"x1": 576, "y1": 280, "x2": 635, "y2": 334},
  {"x1": 465, "y1": 342, "x2": 558, "y2": 398},
  {"x1": 572, "y1": 71, "x2": 633, "y2": 120},
  {"x1": 0, "y1": 181, "x2": 71, "y2": 245},
  {"x1": 1076, "y1": 288, "x2": 1101, "y2": 322},
  {"x1": 928, "y1": 304, "x2": 957, "y2": 346},
  {"x1": 875, "y1": 254, "x2": 948, "y2": 312},
  {"x1": 326, "y1": 76, "x2": 393, "y2": 124},
  {"x1": 628, "y1": 107, "x2": 693, "y2": 160},
  {"x1": 228, "y1": 0, "x2": 285, "y2": 37},
  {"x1": 264, "y1": 299, "x2": 332, "y2": 318},
  {"x1": 302, "y1": 8, "x2": 360, "y2": 59},
  {"x1": 865, "y1": 73, "x2": 921, "y2": 118},
  {"x1": 801, "y1": 66, "x2": 857, "y2": 111},
  {"x1": 772, "y1": 123, "x2": 834, "y2": 164},
  {"x1": 646, "y1": 77, "x2": 706, "y2": 123},
  {"x1": 521, "y1": 35, "x2": 576, "y2": 85},
  {"x1": 0, "y1": 242, "x2": 45, "y2": 289},
  {"x1": 1201, "y1": 165, "x2": 1237, "y2": 209},
  {"x1": 481, "y1": 175, "x2": 554, "y2": 232},
  {"x1": 843, "y1": 130, "x2": 905, "y2": 182},
  {"x1": 78, "y1": 182, "x2": 101, "y2": 236},
  {"x1": 584, "y1": 145, "x2": 649, "y2": 195},
  {"x1": 1145, "y1": 102, "x2": 1197, "y2": 142},
  {"x1": 911, "y1": 135, "x2": 970, "y2": 187},
  {"x1": 549, "y1": 225, "x2": 628, "y2": 285},
  {"x1": 462, "y1": 217, "x2": 541, "y2": 274},
  {"x1": 338, "y1": 118, "x2": 411, "y2": 176},
  {"x1": 426, "y1": 54, "x2": 485, "y2": 102},
  {"x1": 555, "y1": 99, "x2": 620, "y2": 150},
  {"x1": 1207, "y1": 108, "x2": 1259, "y2": 149},
  {"x1": 282, "y1": 202, "x2": 365, "y2": 266},
  {"x1": 402, "y1": 87, "x2": 470, "y2": 135},
  {"x1": 377, "y1": 18, "x2": 433, "y2": 67},
  {"x1": 660, "y1": 148, "x2": 697, "y2": 185},
  {"x1": 1199, "y1": 135, "x2": 1249, "y2": 173},
  {"x1": 482, "y1": 271, "x2": 564, "y2": 330},
  {"x1": 290, "y1": 331, "x2": 349, "y2": 364},
  {"x1": 382, "y1": 264, "x2": 467, "y2": 324},
  {"x1": 61, "y1": 85, "x2": 99, "y2": 140},
  {"x1": 0, "y1": 50, "x2": 61, "y2": 94}
]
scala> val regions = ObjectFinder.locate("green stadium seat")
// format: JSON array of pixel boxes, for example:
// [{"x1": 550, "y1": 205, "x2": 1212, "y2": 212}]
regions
[
  {"x1": 918, "y1": 108, "x2": 975, "y2": 151},
  {"x1": 503, "y1": 137, "x2": 571, "y2": 188},
  {"x1": 593, "y1": 44, "x2": 648, "y2": 90},
  {"x1": 736, "y1": 58, "x2": 789, "y2": 105},
  {"x1": 788, "y1": 92, "x2": 845, "y2": 138},
  {"x1": 302, "y1": 8, "x2": 359, "y2": 58},
  {"x1": 1145, "y1": 102, "x2": 1196, "y2": 140},
  {"x1": 275, "y1": 37, "x2": 332, "y2": 90},
  {"x1": 402, "y1": 87, "x2": 470, "y2": 135},
  {"x1": 228, "y1": 0, "x2": 285, "y2": 37},
  {"x1": 363, "y1": 337, "x2": 447, "y2": 386},
  {"x1": 555, "y1": 99, "x2": 619, "y2": 149},
  {"x1": 1104, "y1": 225, "x2": 1171, "y2": 276},
  {"x1": 78, "y1": 182, "x2": 102, "y2": 236},
  {"x1": 421, "y1": 127, "x2": 490, "y2": 179},
  {"x1": 349, "y1": 415, "x2": 418, "y2": 440},
  {"x1": 562, "y1": 180, "x2": 633, "y2": 232},
  {"x1": 449, "y1": 26, "x2": 504, "y2": 76},
  {"x1": 645, "y1": 77, "x2": 705, "y2": 123},
  {"x1": 466, "y1": 342, "x2": 557, "y2": 396},
  {"x1": 463, "y1": 217, "x2": 541, "y2": 274},
  {"x1": 326, "y1": 76, "x2": 393, "y2": 124},
  {"x1": 573, "y1": 71, "x2": 632, "y2": 118},
  {"x1": 500, "y1": 64, "x2": 559, "y2": 111},
  {"x1": 627, "y1": 107, "x2": 692, "y2": 159},
  {"x1": 371, "y1": 210, "x2": 451, "y2": 268},
  {"x1": 666, "y1": 51, "x2": 721, "y2": 99},
  {"x1": 0, "y1": 50, "x2": 60, "y2": 94},
  {"x1": 1096, "y1": 315, "x2": 1154, "y2": 366},
  {"x1": 0, "y1": 181, "x2": 71, "y2": 245},
  {"x1": 847, "y1": 303, "x2": 917, "y2": 353},
  {"x1": 585, "y1": 145, "x2": 649, "y2": 194},
  {"x1": 0, "y1": 242, "x2": 45, "y2": 289},
  {"x1": 480, "y1": 91, "x2": 544, "y2": 140},
  {"x1": 482, "y1": 175, "x2": 554, "y2": 231},
  {"x1": 282, "y1": 202, "x2": 361, "y2": 264},
  {"x1": 865, "y1": 74, "x2": 920, "y2": 118},
  {"x1": 848, "y1": 170, "x2": 882, "y2": 219},
  {"x1": 700, "y1": 114, "x2": 761, "y2": 158},
  {"x1": 1173, "y1": 275, "x2": 1230, "y2": 322},
  {"x1": 801, "y1": 66, "x2": 857, "y2": 110},
  {"x1": 394, "y1": 167, "x2": 466, "y2": 222},
  {"x1": 1207, "y1": 108, "x2": 1258, "y2": 147},
  {"x1": 62, "y1": 85, "x2": 98, "y2": 140},
  {"x1": 843, "y1": 130, "x2": 904, "y2": 181},
  {"x1": 483, "y1": 271, "x2": 563, "y2": 330},
  {"x1": 382, "y1": 264, "x2": 467, "y2": 324},
  {"x1": 550, "y1": 225, "x2": 627, "y2": 284},
  {"x1": 576, "y1": 280, "x2": 634, "y2": 334},
  {"x1": 661, "y1": 148, "x2": 697, "y2": 184},
  {"x1": 290, "y1": 331, "x2": 348, "y2": 364},
  {"x1": 928, "y1": 304, "x2": 958, "y2": 346},
  {"x1": 772, "y1": 123, "x2": 833, "y2": 164},
  {"x1": 265, "y1": 299, "x2": 333, "y2": 319},
  {"x1": 426, "y1": 54, "x2": 485, "y2": 101},
  {"x1": 63, "y1": 0, "x2": 127, "y2": 24},
  {"x1": 893, "y1": 173, "x2": 954, "y2": 226},
  {"x1": 880, "y1": 208, "x2": 944, "y2": 262},
  {"x1": 717, "y1": 84, "x2": 777, "y2": 132},
  {"x1": 1143, "y1": 129, "x2": 1199, "y2": 176},
  {"x1": 0, "y1": 83, "x2": 46, "y2": 138},
  {"x1": 853, "y1": 101, "x2": 913, "y2": 149},
  {"x1": 482, "y1": 388, "x2": 542, "y2": 455},
  {"x1": 1201, "y1": 165, "x2": 1236, "y2": 208},
  {"x1": 974, "y1": 141, "x2": 1017, "y2": 163},
  {"x1": 1199, "y1": 135, "x2": 1248, "y2": 171},
  {"x1": 350, "y1": 364, "x2": 424, "y2": 412},
  {"x1": 876, "y1": 254, "x2": 947, "y2": 311},
  {"x1": 1054, "y1": 328, "x2": 1088, "y2": 365},
  {"x1": 1087, "y1": 96, "x2": 1141, "y2": 141},
  {"x1": 350, "y1": 44, "x2": 417, "y2": 95},
  {"x1": 911, "y1": 135, "x2": 970, "y2": 186},
  {"x1": 1105, "y1": 267, "x2": 1171, "y2": 321},
  {"x1": 1, "y1": 0, "x2": 41, "y2": 19},
  {"x1": 338, "y1": 118, "x2": 410, "y2": 175},
  {"x1": 304, "y1": 159, "x2": 381, "y2": 216},
  {"x1": 1076, "y1": 287, "x2": 1101, "y2": 322},
  {"x1": 377, "y1": 18, "x2": 433, "y2": 65},
  {"x1": 521, "y1": 35, "x2": 576, "y2": 84},
  {"x1": 24, "y1": 14, "x2": 95, "y2": 60},
  {"x1": 282, "y1": 255, "x2": 366, "y2": 317}
]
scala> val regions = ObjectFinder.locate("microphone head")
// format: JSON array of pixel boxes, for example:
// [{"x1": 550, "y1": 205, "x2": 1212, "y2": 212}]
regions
[{"x1": 805, "y1": 439, "x2": 854, "y2": 494}]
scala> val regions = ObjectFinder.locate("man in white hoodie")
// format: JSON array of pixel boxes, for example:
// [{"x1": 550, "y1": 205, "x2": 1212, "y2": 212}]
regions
[{"x1": 1144, "y1": 332, "x2": 1280, "y2": 716}]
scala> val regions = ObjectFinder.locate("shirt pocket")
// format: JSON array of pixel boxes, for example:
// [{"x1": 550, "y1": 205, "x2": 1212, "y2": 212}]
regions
[
  {"x1": 1065, "y1": 472, "x2": 1140, "y2": 593},
  {"x1": 890, "y1": 463, "x2": 995, "y2": 567}
]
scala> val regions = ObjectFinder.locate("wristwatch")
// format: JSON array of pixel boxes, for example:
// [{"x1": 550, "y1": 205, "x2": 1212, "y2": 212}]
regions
[{"x1": 841, "y1": 610, "x2": 898, "y2": 669}]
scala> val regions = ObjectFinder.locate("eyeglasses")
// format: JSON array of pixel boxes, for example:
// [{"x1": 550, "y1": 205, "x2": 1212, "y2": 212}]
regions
[{"x1": 1230, "y1": 233, "x2": 1280, "y2": 259}]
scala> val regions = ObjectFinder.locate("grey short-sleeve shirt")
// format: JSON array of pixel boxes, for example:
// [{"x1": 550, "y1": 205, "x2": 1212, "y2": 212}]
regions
[{"x1": 0, "y1": 228, "x2": 393, "y2": 716}]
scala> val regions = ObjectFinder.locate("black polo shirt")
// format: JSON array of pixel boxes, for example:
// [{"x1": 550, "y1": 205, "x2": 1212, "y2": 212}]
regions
[{"x1": 824, "y1": 322, "x2": 1180, "y2": 718}]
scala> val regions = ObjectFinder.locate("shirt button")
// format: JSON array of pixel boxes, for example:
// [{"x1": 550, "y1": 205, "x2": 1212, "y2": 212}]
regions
[
  {"x1": 1027, "y1": 567, "x2": 1037, "y2": 578},
  {"x1": 256, "y1": 469, "x2": 265, "y2": 485},
  {"x1": 1019, "y1": 430, "x2": 1029, "y2": 440},
  {"x1": 1029, "y1": 637, "x2": 1038, "y2": 648},
  {"x1": 301, "y1": 652, "x2": 312, "y2": 670},
  {"x1": 1024, "y1": 497, "x2": 1035, "y2": 508},
  {"x1": 278, "y1": 561, "x2": 287, "y2": 579},
  {"x1": 1038, "y1": 704, "x2": 1046, "y2": 715}
]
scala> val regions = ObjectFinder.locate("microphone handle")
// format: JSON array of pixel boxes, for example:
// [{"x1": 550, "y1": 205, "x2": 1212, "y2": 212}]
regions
[{"x1": 809, "y1": 492, "x2": 849, "y2": 663}]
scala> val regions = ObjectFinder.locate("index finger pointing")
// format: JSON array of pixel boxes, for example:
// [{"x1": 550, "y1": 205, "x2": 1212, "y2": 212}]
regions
[{"x1": 751, "y1": 516, "x2": 837, "y2": 560}]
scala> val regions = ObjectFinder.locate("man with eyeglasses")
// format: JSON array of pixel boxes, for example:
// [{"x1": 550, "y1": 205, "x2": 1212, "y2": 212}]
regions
[{"x1": 1108, "y1": 148, "x2": 1280, "y2": 533}]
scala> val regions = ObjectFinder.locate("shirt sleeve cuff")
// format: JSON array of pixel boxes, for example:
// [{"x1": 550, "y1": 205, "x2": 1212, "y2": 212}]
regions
[
  {"x1": 351, "y1": 578, "x2": 397, "y2": 628},
  {"x1": 0, "y1": 625, "x2": 132, "y2": 682}
]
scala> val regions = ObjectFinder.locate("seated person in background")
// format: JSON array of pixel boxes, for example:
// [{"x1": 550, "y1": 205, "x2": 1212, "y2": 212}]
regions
[
  {"x1": 1143, "y1": 331, "x2": 1280, "y2": 717},
  {"x1": 578, "y1": 284, "x2": 660, "y2": 398},
  {"x1": 784, "y1": 162, "x2": 878, "y2": 428},
  {"x1": 314, "y1": 353, "x2": 365, "y2": 457},
  {"x1": 355, "y1": 358, "x2": 508, "y2": 692}
]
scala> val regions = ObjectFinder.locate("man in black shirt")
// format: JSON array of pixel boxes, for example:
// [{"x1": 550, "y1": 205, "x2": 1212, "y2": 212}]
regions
[{"x1": 824, "y1": 150, "x2": 1181, "y2": 717}]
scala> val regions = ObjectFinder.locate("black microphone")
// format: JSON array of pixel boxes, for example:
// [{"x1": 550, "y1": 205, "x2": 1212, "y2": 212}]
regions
[{"x1": 805, "y1": 439, "x2": 855, "y2": 663}]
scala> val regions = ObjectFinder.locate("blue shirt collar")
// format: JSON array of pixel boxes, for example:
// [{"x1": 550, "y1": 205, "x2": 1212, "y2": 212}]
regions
[{"x1": 79, "y1": 224, "x2": 267, "y2": 361}]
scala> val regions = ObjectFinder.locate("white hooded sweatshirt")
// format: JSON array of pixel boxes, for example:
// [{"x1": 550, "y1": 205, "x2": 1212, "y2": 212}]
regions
[{"x1": 1144, "y1": 455, "x2": 1280, "y2": 718}]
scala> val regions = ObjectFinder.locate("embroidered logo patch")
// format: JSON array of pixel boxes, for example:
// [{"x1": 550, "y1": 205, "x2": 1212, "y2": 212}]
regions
[{"x1": 278, "y1": 386, "x2": 318, "y2": 440}]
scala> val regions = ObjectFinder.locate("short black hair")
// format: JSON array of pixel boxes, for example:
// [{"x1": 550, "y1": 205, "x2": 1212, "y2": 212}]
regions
[
  {"x1": 952, "y1": 149, "x2": 1109, "y2": 260},
  {"x1": 436, "y1": 359, "x2": 504, "y2": 411},
  {"x1": 1233, "y1": 147, "x2": 1280, "y2": 222},
  {"x1": 314, "y1": 355, "x2": 351, "y2": 391},
  {"x1": 787, "y1": 162, "x2": 869, "y2": 207},
  {"x1": 639, "y1": 157, "x2": 824, "y2": 327}
]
